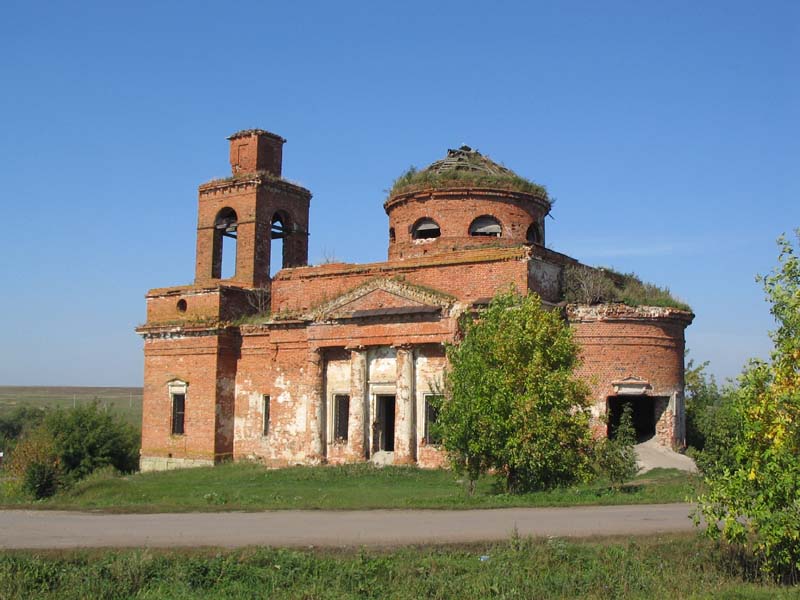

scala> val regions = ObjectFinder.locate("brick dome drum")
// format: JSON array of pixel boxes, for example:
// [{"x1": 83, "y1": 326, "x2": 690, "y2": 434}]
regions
[{"x1": 385, "y1": 146, "x2": 551, "y2": 260}]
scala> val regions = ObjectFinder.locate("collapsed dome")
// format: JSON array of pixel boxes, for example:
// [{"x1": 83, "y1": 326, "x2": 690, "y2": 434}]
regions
[{"x1": 385, "y1": 145, "x2": 551, "y2": 260}]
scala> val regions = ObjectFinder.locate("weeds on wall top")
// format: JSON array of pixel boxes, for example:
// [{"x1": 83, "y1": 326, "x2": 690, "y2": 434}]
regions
[
  {"x1": 389, "y1": 166, "x2": 549, "y2": 199},
  {"x1": 563, "y1": 264, "x2": 691, "y2": 311}
]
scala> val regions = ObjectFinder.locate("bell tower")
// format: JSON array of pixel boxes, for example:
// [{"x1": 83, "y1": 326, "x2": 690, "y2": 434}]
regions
[{"x1": 194, "y1": 129, "x2": 312, "y2": 288}]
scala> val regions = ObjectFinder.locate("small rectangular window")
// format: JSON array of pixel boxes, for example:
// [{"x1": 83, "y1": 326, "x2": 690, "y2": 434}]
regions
[
  {"x1": 171, "y1": 393, "x2": 185, "y2": 435},
  {"x1": 333, "y1": 394, "x2": 350, "y2": 442},
  {"x1": 263, "y1": 395, "x2": 270, "y2": 437},
  {"x1": 424, "y1": 395, "x2": 443, "y2": 445}
]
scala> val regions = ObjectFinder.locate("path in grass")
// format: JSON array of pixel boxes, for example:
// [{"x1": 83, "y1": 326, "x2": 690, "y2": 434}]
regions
[{"x1": 0, "y1": 503, "x2": 697, "y2": 549}]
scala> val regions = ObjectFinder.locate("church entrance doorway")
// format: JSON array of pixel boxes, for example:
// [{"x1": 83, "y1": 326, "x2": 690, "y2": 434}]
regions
[{"x1": 607, "y1": 395, "x2": 656, "y2": 442}]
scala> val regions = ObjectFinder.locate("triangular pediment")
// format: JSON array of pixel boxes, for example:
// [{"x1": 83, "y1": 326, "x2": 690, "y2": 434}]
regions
[{"x1": 306, "y1": 278, "x2": 454, "y2": 321}]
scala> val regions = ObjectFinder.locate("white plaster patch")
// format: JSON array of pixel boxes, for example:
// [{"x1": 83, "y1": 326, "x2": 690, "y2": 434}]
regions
[
  {"x1": 368, "y1": 346, "x2": 397, "y2": 383},
  {"x1": 529, "y1": 259, "x2": 562, "y2": 301}
]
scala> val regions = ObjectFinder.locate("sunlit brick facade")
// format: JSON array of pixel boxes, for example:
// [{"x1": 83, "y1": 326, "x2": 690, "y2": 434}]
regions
[{"x1": 137, "y1": 129, "x2": 693, "y2": 471}]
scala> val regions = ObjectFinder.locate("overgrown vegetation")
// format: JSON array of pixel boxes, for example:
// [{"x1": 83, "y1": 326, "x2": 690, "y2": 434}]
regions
[
  {"x1": 0, "y1": 405, "x2": 46, "y2": 457},
  {"x1": 684, "y1": 358, "x2": 742, "y2": 477},
  {"x1": 0, "y1": 461, "x2": 694, "y2": 512},
  {"x1": 563, "y1": 264, "x2": 691, "y2": 310},
  {"x1": 438, "y1": 291, "x2": 594, "y2": 493},
  {"x1": 595, "y1": 405, "x2": 639, "y2": 489},
  {"x1": 2, "y1": 403, "x2": 139, "y2": 499},
  {"x1": 389, "y1": 165, "x2": 549, "y2": 198},
  {"x1": 1, "y1": 534, "x2": 794, "y2": 599},
  {"x1": 696, "y1": 230, "x2": 800, "y2": 583}
]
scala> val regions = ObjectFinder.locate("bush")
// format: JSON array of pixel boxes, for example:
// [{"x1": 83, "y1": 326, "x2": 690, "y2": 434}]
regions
[
  {"x1": 3, "y1": 403, "x2": 139, "y2": 498},
  {"x1": 23, "y1": 461, "x2": 60, "y2": 499},
  {"x1": 0, "y1": 406, "x2": 46, "y2": 457},
  {"x1": 439, "y1": 290, "x2": 594, "y2": 493},
  {"x1": 44, "y1": 403, "x2": 139, "y2": 482},
  {"x1": 3, "y1": 427, "x2": 61, "y2": 499},
  {"x1": 596, "y1": 404, "x2": 638, "y2": 488},
  {"x1": 697, "y1": 231, "x2": 800, "y2": 582},
  {"x1": 684, "y1": 359, "x2": 742, "y2": 477}
]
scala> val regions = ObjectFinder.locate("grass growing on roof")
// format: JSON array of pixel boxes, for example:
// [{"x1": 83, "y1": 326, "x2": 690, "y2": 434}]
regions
[
  {"x1": 389, "y1": 165, "x2": 549, "y2": 199},
  {"x1": 563, "y1": 264, "x2": 691, "y2": 311}
]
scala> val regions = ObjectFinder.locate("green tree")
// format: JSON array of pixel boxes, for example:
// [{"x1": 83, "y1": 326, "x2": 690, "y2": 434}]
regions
[
  {"x1": 684, "y1": 358, "x2": 742, "y2": 477},
  {"x1": 697, "y1": 230, "x2": 800, "y2": 581},
  {"x1": 595, "y1": 404, "x2": 638, "y2": 488},
  {"x1": 439, "y1": 290, "x2": 593, "y2": 493},
  {"x1": 2, "y1": 426, "x2": 61, "y2": 498},
  {"x1": 44, "y1": 403, "x2": 139, "y2": 482}
]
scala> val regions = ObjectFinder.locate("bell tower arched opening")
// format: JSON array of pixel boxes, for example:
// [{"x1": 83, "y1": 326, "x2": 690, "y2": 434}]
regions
[
  {"x1": 212, "y1": 208, "x2": 238, "y2": 279},
  {"x1": 271, "y1": 211, "x2": 291, "y2": 276}
]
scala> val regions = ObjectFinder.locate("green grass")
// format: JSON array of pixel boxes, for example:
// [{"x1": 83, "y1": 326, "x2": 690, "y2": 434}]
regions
[
  {"x1": 0, "y1": 462, "x2": 698, "y2": 512},
  {"x1": 1, "y1": 534, "x2": 797, "y2": 599},
  {"x1": 0, "y1": 386, "x2": 142, "y2": 428},
  {"x1": 389, "y1": 166, "x2": 549, "y2": 199},
  {"x1": 562, "y1": 265, "x2": 692, "y2": 311}
]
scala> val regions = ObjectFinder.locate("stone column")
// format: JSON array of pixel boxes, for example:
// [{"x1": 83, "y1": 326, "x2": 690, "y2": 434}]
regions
[
  {"x1": 306, "y1": 347, "x2": 326, "y2": 463},
  {"x1": 394, "y1": 345, "x2": 416, "y2": 465},
  {"x1": 347, "y1": 346, "x2": 367, "y2": 460}
]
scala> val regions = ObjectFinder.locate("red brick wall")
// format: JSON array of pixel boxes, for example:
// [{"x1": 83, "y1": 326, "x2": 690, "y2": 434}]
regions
[
  {"x1": 271, "y1": 247, "x2": 530, "y2": 314},
  {"x1": 232, "y1": 326, "x2": 314, "y2": 465},
  {"x1": 145, "y1": 286, "x2": 255, "y2": 325},
  {"x1": 141, "y1": 331, "x2": 239, "y2": 463},
  {"x1": 195, "y1": 182, "x2": 264, "y2": 286},
  {"x1": 567, "y1": 305, "x2": 693, "y2": 446},
  {"x1": 569, "y1": 313, "x2": 688, "y2": 400},
  {"x1": 194, "y1": 180, "x2": 310, "y2": 287},
  {"x1": 385, "y1": 188, "x2": 549, "y2": 260},
  {"x1": 228, "y1": 130, "x2": 284, "y2": 177},
  {"x1": 257, "y1": 187, "x2": 310, "y2": 271}
]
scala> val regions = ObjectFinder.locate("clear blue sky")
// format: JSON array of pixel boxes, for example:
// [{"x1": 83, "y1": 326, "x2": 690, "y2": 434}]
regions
[{"x1": 0, "y1": 1, "x2": 797, "y2": 386}]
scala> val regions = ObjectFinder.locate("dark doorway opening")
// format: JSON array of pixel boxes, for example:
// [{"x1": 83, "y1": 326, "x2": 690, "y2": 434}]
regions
[
  {"x1": 607, "y1": 395, "x2": 656, "y2": 442},
  {"x1": 376, "y1": 395, "x2": 396, "y2": 452}
]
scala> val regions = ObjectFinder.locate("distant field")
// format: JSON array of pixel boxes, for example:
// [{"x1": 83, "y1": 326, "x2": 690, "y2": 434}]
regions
[{"x1": 0, "y1": 386, "x2": 142, "y2": 427}]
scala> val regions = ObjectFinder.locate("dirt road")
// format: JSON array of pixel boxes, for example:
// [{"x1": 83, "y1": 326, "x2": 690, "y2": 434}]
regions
[{"x1": 0, "y1": 504, "x2": 697, "y2": 549}]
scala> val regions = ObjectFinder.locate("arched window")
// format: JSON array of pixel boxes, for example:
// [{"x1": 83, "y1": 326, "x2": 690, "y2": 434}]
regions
[
  {"x1": 411, "y1": 218, "x2": 441, "y2": 240},
  {"x1": 469, "y1": 215, "x2": 502, "y2": 237},
  {"x1": 526, "y1": 222, "x2": 543, "y2": 245},
  {"x1": 389, "y1": 227, "x2": 396, "y2": 243},
  {"x1": 271, "y1": 211, "x2": 291, "y2": 275},
  {"x1": 212, "y1": 208, "x2": 238, "y2": 278},
  {"x1": 168, "y1": 380, "x2": 187, "y2": 436}
]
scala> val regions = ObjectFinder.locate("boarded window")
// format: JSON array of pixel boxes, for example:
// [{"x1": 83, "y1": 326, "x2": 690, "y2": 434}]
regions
[
  {"x1": 411, "y1": 218, "x2": 441, "y2": 240},
  {"x1": 171, "y1": 393, "x2": 185, "y2": 435},
  {"x1": 424, "y1": 394, "x2": 443, "y2": 445},
  {"x1": 333, "y1": 394, "x2": 350, "y2": 442},
  {"x1": 263, "y1": 395, "x2": 270, "y2": 436},
  {"x1": 469, "y1": 215, "x2": 502, "y2": 237}
]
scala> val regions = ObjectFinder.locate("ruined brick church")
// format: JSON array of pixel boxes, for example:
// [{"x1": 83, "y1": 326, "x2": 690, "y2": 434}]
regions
[{"x1": 137, "y1": 129, "x2": 693, "y2": 471}]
